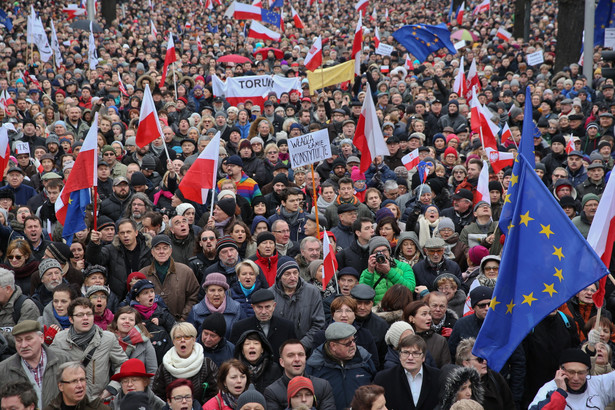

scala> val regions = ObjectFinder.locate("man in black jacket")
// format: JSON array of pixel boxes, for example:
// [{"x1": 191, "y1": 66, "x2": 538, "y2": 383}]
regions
[
  {"x1": 336, "y1": 218, "x2": 373, "y2": 273},
  {"x1": 99, "y1": 177, "x2": 133, "y2": 222},
  {"x1": 229, "y1": 289, "x2": 295, "y2": 361},
  {"x1": 351, "y1": 284, "x2": 389, "y2": 369}
]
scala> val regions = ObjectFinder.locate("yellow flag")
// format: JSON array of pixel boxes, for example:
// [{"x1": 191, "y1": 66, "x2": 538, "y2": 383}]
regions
[{"x1": 307, "y1": 60, "x2": 355, "y2": 93}]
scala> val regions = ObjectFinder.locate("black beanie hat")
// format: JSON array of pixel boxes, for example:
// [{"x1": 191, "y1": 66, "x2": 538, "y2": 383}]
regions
[
  {"x1": 272, "y1": 173, "x2": 289, "y2": 186},
  {"x1": 200, "y1": 312, "x2": 227, "y2": 337},
  {"x1": 559, "y1": 348, "x2": 591, "y2": 368},
  {"x1": 488, "y1": 180, "x2": 503, "y2": 193},
  {"x1": 257, "y1": 231, "x2": 276, "y2": 246},
  {"x1": 551, "y1": 134, "x2": 566, "y2": 146},
  {"x1": 217, "y1": 197, "x2": 236, "y2": 217}
]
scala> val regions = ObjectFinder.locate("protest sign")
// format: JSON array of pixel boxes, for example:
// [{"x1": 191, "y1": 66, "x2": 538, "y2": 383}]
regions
[{"x1": 287, "y1": 129, "x2": 331, "y2": 168}]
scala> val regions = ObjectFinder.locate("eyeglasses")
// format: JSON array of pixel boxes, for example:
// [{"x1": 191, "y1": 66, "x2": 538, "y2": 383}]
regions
[
  {"x1": 171, "y1": 395, "x2": 193, "y2": 402},
  {"x1": 89, "y1": 294, "x2": 108, "y2": 300},
  {"x1": 475, "y1": 302, "x2": 490, "y2": 309},
  {"x1": 201, "y1": 236, "x2": 216, "y2": 241},
  {"x1": 61, "y1": 377, "x2": 87, "y2": 385},
  {"x1": 561, "y1": 366, "x2": 589, "y2": 377},
  {"x1": 334, "y1": 337, "x2": 356, "y2": 347},
  {"x1": 73, "y1": 312, "x2": 94, "y2": 318},
  {"x1": 174, "y1": 335, "x2": 194, "y2": 341},
  {"x1": 8, "y1": 255, "x2": 22, "y2": 260},
  {"x1": 483, "y1": 266, "x2": 499, "y2": 272},
  {"x1": 273, "y1": 229, "x2": 290, "y2": 234},
  {"x1": 120, "y1": 377, "x2": 142, "y2": 385},
  {"x1": 426, "y1": 249, "x2": 444, "y2": 255},
  {"x1": 399, "y1": 350, "x2": 424, "y2": 358},
  {"x1": 103, "y1": 152, "x2": 115, "y2": 156},
  {"x1": 469, "y1": 357, "x2": 485, "y2": 363}
]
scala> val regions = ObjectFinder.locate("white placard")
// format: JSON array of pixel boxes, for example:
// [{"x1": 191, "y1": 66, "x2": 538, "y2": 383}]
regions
[
  {"x1": 454, "y1": 40, "x2": 467, "y2": 50},
  {"x1": 376, "y1": 43, "x2": 394, "y2": 56},
  {"x1": 15, "y1": 142, "x2": 30, "y2": 155},
  {"x1": 526, "y1": 50, "x2": 544, "y2": 66},
  {"x1": 606, "y1": 28, "x2": 615, "y2": 49},
  {"x1": 287, "y1": 129, "x2": 332, "y2": 168}
]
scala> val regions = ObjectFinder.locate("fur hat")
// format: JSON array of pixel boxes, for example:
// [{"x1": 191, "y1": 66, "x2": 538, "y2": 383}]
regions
[{"x1": 440, "y1": 367, "x2": 484, "y2": 410}]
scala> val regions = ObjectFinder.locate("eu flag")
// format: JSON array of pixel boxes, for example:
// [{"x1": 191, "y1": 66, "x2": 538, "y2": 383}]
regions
[
  {"x1": 417, "y1": 161, "x2": 429, "y2": 183},
  {"x1": 61, "y1": 188, "x2": 91, "y2": 245},
  {"x1": 0, "y1": 9, "x2": 12, "y2": 31},
  {"x1": 472, "y1": 152, "x2": 609, "y2": 371},
  {"x1": 594, "y1": 0, "x2": 615, "y2": 46},
  {"x1": 269, "y1": 0, "x2": 283, "y2": 9},
  {"x1": 393, "y1": 24, "x2": 457, "y2": 63},
  {"x1": 261, "y1": 9, "x2": 281, "y2": 28}
]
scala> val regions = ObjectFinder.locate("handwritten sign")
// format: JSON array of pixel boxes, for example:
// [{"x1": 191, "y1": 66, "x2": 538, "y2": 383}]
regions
[
  {"x1": 454, "y1": 40, "x2": 467, "y2": 50},
  {"x1": 376, "y1": 43, "x2": 394, "y2": 56},
  {"x1": 287, "y1": 129, "x2": 332, "y2": 168},
  {"x1": 14, "y1": 142, "x2": 30, "y2": 155},
  {"x1": 526, "y1": 51, "x2": 544, "y2": 67},
  {"x1": 606, "y1": 28, "x2": 615, "y2": 49}
]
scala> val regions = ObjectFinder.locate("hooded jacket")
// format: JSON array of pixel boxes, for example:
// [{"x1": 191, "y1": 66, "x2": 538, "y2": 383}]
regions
[
  {"x1": 234, "y1": 330, "x2": 282, "y2": 393},
  {"x1": 439, "y1": 366, "x2": 484, "y2": 410}
]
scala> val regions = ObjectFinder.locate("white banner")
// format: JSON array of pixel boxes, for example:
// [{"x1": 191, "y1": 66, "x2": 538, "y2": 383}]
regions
[
  {"x1": 526, "y1": 50, "x2": 544, "y2": 66},
  {"x1": 212, "y1": 74, "x2": 301, "y2": 107},
  {"x1": 606, "y1": 28, "x2": 615, "y2": 49},
  {"x1": 287, "y1": 129, "x2": 331, "y2": 168},
  {"x1": 375, "y1": 43, "x2": 394, "y2": 56},
  {"x1": 31, "y1": 17, "x2": 52, "y2": 62}
]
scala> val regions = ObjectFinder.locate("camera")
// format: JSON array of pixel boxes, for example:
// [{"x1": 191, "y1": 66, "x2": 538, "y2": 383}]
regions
[{"x1": 375, "y1": 251, "x2": 388, "y2": 264}]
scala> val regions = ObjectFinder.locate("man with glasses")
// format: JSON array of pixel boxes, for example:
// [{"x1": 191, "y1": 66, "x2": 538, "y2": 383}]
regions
[
  {"x1": 50, "y1": 299, "x2": 127, "y2": 400},
  {"x1": 530, "y1": 348, "x2": 615, "y2": 409},
  {"x1": 573, "y1": 194, "x2": 600, "y2": 238},
  {"x1": 305, "y1": 322, "x2": 375, "y2": 410},
  {"x1": 188, "y1": 229, "x2": 218, "y2": 283},
  {"x1": 47, "y1": 362, "x2": 109, "y2": 409},
  {"x1": 413, "y1": 237, "x2": 462, "y2": 292},
  {"x1": 373, "y1": 334, "x2": 441, "y2": 410}
]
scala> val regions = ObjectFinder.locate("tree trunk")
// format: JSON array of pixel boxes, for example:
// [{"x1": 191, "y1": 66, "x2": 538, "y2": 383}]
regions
[
  {"x1": 513, "y1": 0, "x2": 525, "y2": 39},
  {"x1": 555, "y1": 0, "x2": 584, "y2": 72},
  {"x1": 101, "y1": 0, "x2": 118, "y2": 27}
]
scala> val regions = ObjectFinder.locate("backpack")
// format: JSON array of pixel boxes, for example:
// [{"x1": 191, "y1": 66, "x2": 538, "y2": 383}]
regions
[{"x1": 12, "y1": 294, "x2": 28, "y2": 324}]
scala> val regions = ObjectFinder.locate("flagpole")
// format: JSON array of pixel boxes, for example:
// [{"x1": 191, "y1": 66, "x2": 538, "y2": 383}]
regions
[
  {"x1": 172, "y1": 63, "x2": 178, "y2": 100},
  {"x1": 311, "y1": 164, "x2": 321, "y2": 239},
  {"x1": 92, "y1": 186, "x2": 98, "y2": 232}
]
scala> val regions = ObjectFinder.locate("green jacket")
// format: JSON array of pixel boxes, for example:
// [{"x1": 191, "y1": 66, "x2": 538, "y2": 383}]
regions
[{"x1": 359, "y1": 258, "x2": 416, "y2": 303}]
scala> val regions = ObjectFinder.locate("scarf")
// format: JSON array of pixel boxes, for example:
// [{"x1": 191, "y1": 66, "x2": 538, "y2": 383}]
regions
[
  {"x1": 94, "y1": 309, "x2": 114, "y2": 330},
  {"x1": 150, "y1": 143, "x2": 164, "y2": 157},
  {"x1": 316, "y1": 195, "x2": 336, "y2": 212},
  {"x1": 155, "y1": 260, "x2": 170, "y2": 283},
  {"x1": 221, "y1": 391, "x2": 239, "y2": 410},
  {"x1": 335, "y1": 195, "x2": 359, "y2": 206},
  {"x1": 205, "y1": 296, "x2": 227, "y2": 314},
  {"x1": 280, "y1": 207, "x2": 300, "y2": 227},
  {"x1": 153, "y1": 190, "x2": 173, "y2": 205},
  {"x1": 215, "y1": 217, "x2": 231, "y2": 236},
  {"x1": 133, "y1": 302, "x2": 158, "y2": 320},
  {"x1": 241, "y1": 282, "x2": 256, "y2": 297},
  {"x1": 53, "y1": 306, "x2": 71, "y2": 329},
  {"x1": 417, "y1": 215, "x2": 440, "y2": 248},
  {"x1": 476, "y1": 273, "x2": 497, "y2": 288},
  {"x1": 117, "y1": 325, "x2": 149, "y2": 355},
  {"x1": 69, "y1": 325, "x2": 97, "y2": 351},
  {"x1": 162, "y1": 342, "x2": 205, "y2": 378},
  {"x1": 246, "y1": 355, "x2": 269, "y2": 382}
]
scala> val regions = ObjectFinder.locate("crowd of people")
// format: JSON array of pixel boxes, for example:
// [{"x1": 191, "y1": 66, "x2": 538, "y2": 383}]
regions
[{"x1": 0, "y1": 0, "x2": 613, "y2": 409}]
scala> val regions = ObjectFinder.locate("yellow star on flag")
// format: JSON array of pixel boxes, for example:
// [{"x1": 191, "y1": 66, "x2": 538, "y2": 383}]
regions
[
  {"x1": 542, "y1": 283, "x2": 557, "y2": 297},
  {"x1": 539, "y1": 224, "x2": 554, "y2": 239},
  {"x1": 522, "y1": 292, "x2": 538, "y2": 306},
  {"x1": 506, "y1": 299, "x2": 515, "y2": 314},
  {"x1": 507, "y1": 221, "x2": 515, "y2": 231},
  {"x1": 489, "y1": 297, "x2": 500, "y2": 310},
  {"x1": 503, "y1": 194, "x2": 511, "y2": 204},
  {"x1": 553, "y1": 267, "x2": 564, "y2": 282},
  {"x1": 552, "y1": 246, "x2": 564, "y2": 261},
  {"x1": 519, "y1": 211, "x2": 534, "y2": 227},
  {"x1": 68, "y1": 198, "x2": 73, "y2": 204},
  {"x1": 509, "y1": 173, "x2": 519, "y2": 186}
]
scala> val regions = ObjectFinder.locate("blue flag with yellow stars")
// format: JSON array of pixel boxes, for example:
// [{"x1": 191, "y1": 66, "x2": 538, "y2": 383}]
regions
[
  {"x1": 472, "y1": 152, "x2": 609, "y2": 372},
  {"x1": 499, "y1": 86, "x2": 537, "y2": 235},
  {"x1": 594, "y1": 0, "x2": 615, "y2": 46},
  {"x1": 393, "y1": 24, "x2": 457, "y2": 63},
  {"x1": 61, "y1": 188, "x2": 91, "y2": 245}
]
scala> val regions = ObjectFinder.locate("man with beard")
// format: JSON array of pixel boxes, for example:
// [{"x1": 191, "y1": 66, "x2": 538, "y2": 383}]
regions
[
  {"x1": 31, "y1": 258, "x2": 66, "y2": 311},
  {"x1": 168, "y1": 214, "x2": 196, "y2": 265},
  {"x1": 99, "y1": 177, "x2": 133, "y2": 222},
  {"x1": 203, "y1": 236, "x2": 242, "y2": 287},
  {"x1": 188, "y1": 229, "x2": 218, "y2": 284},
  {"x1": 123, "y1": 192, "x2": 152, "y2": 231}
]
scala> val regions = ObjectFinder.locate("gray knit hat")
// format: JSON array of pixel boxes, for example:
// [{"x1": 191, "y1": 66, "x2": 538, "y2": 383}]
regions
[
  {"x1": 436, "y1": 217, "x2": 456, "y2": 233},
  {"x1": 38, "y1": 258, "x2": 63, "y2": 278},
  {"x1": 385, "y1": 321, "x2": 414, "y2": 348},
  {"x1": 276, "y1": 256, "x2": 300, "y2": 279},
  {"x1": 368, "y1": 236, "x2": 391, "y2": 254},
  {"x1": 237, "y1": 384, "x2": 266, "y2": 410},
  {"x1": 85, "y1": 285, "x2": 111, "y2": 299}
]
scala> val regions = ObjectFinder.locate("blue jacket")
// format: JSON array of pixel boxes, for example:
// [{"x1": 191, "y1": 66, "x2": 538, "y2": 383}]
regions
[
  {"x1": 0, "y1": 184, "x2": 36, "y2": 206},
  {"x1": 187, "y1": 296, "x2": 246, "y2": 338},
  {"x1": 306, "y1": 345, "x2": 376, "y2": 410},
  {"x1": 268, "y1": 209, "x2": 307, "y2": 243},
  {"x1": 228, "y1": 279, "x2": 266, "y2": 317},
  {"x1": 201, "y1": 339, "x2": 235, "y2": 368}
]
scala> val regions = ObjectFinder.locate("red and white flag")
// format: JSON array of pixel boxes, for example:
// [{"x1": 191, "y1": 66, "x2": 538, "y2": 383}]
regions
[
  {"x1": 402, "y1": 148, "x2": 421, "y2": 171},
  {"x1": 473, "y1": 0, "x2": 490, "y2": 14},
  {"x1": 179, "y1": 131, "x2": 221, "y2": 204},
  {"x1": 224, "y1": 1, "x2": 262, "y2": 20},
  {"x1": 453, "y1": 56, "x2": 467, "y2": 98},
  {"x1": 374, "y1": 26, "x2": 381, "y2": 48},
  {"x1": 370, "y1": 6, "x2": 377, "y2": 21},
  {"x1": 28, "y1": 75, "x2": 42, "y2": 91},
  {"x1": 353, "y1": 83, "x2": 389, "y2": 173},
  {"x1": 0, "y1": 124, "x2": 14, "y2": 178},
  {"x1": 248, "y1": 21, "x2": 280, "y2": 42},
  {"x1": 135, "y1": 84, "x2": 163, "y2": 147},
  {"x1": 355, "y1": 0, "x2": 368, "y2": 14},
  {"x1": 55, "y1": 113, "x2": 98, "y2": 224},
  {"x1": 404, "y1": 55, "x2": 414, "y2": 71},
  {"x1": 501, "y1": 122, "x2": 512, "y2": 143},
  {"x1": 148, "y1": 0, "x2": 154, "y2": 11},
  {"x1": 496, "y1": 27, "x2": 512, "y2": 41},
  {"x1": 196, "y1": 35, "x2": 203, "y2": 52},
  {"x1": 485, "y1": 149, "x2": 513, "y2": 173},
  {"x1": 456, "y1": 1, "x2": 465, "y2": 25},
  {"x1": 117, "y1": 74, "x2": 129, "y2": 97},
  {"x1": 466, "y1": 58, "x2": 480, "y2": 96},
  {"x1": 150, "y1": 20, "x2": 158, "y2": 37},
  {"x1": 476, "y1": 160, "x2": 491, "y2": 204},
  {"x1": 322, "y1": 229, "x2": 338, "y2": 291},
  {"x1": 291, "y1": 6, "x2": 305, "y2": 29},
  {"x1": 252, "y1": 0, "x2": 263, "y2": 7},
  {"x1": 304, "y1": 36, "x2": 323, "y2": 71},
  {"x1": 351, "y1": 12, "x2": 363, "y2": 76},
  {"x1": 159, "y1": 33, "x2": 177, "y2": 88},
  {"x1": 61, "y1": 4, "x2": 86, "y2": 19},
  {"x1": 565, "y1": 136, "x2": 575, "y2": 154}
]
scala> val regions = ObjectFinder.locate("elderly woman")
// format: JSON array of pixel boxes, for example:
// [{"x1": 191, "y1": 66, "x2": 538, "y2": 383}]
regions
[
  {"x1": 109, "y1": 359, "x2": 165, "y2": 410},
  {"x1": 394, "y1": 231, "x2": 423, "y2": 267},
  {"x1": 560, "y1": 282, "x2": 613, "y2": 343},
  {"x1": 188, "y1": 273, "x2": 246, "y2": 338},
  {"x1": 164, "y1": 379, "x2": 202, "y2": 410},
  {"x1": 425, "y1": 291, "x2": 457, "y2": 338},
  {"x1": 404, "y1": 300, "x2": 451, "y2": 368},
  {"x1": 152, "y1": 322, "x2": 218, "y2": 404},
  {"x1": 307, "y1": 259, "x2": 336, "y2": 298},
  {"x1": 2, "y1": 239, "x2": 39, "y2": 294},
  {"x1": 415, "y1": 204, "x2": 442, "y2": 248},
  {"x1": 228, "y1": 260, "x2": 268, "y2": 317},
  {"x1": 464, "y1": 255, "x2": 501, "y2": 294},
  {"x1": 234, "y1": 330, "x2": 281, "y2": 393},
  {"x1": 433, "y1": 273, "x2": 466, "y2": 318},
  {"x1": 202, "y1": 359, "x2": 250, "y2": 410},
  {"x1": 108, "y1": 306, "x2": 158, "y2": 375}
]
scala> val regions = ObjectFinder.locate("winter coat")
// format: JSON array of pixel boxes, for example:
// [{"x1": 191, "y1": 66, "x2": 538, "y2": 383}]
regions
[
  {"x1": 86, "y1": 233, "x2": 153, "y2": 299},
  {"x1": 151, "y1": 355, "x2": 218, "y2": 404},
  {"x1": 305, "y1": 345, "x2": 376, "y2": 410},
  {"x1": 264, "y1": 374, "x2": 336, "y2": 410},
  {"x1": 572, "y1": 211, "x2": 592, "y2": 238},
  {"x1": 202, "y1": 391, "x2": 233, "y2": 410},
  {"x1": 169, "y1": 230, "x2": 197, "y2": 265},
  {"x1": 559, "y1": 297, "x2": 612, "y2": 342},
  {"x1": 271, "y1": 278, "x2": 325, "y2": 348},
  {"x1": 229, "y1": 315, "x2": 296, "y2": 362},
  {"x1": 43, "y1": 394, "x2": 109, "y2": 410},
  {"x1": 359, "y1": 258, "x2": 416, "y2": 304},
  {"x1": 251, "y1": 250, "x2": 279, "y2": 287},
  {"x1": 109, "y1": 387, "x2": 165, "y2": 410},
  {"x1": 240, "y1": 154, "x2": 269, "y2": 187},
  {"x1": 413, "y1": 258, "x2": 462, "y2": 291},
  {"x1": 187, "y1": 296, "x2": 246, "y2": 339},
  {"x1": 374, "y1": 364, "x2": 441, "y2": 410},
  {"x1": 481, "y1": 369, "x2": 516, "y2": 410},
  {"x1": 459, "y1": 221, "x2": 497, "y2": 249},
  {"x1": 330, "y1": 223, "x2": 355, "y2": 250},
  {"x1": 50, "y1": 326, "x2": 128, "y2": 399},
  {"x1": 228, "y1": 278, "x2": 266, "y2": 317},
  {"x1": 201, "y1": 339, "x2": 235, "y2": 368},
  {"x1": 99, "y1": 192, "x2": 133, "y2": 222},
  {"x1": 439, "y1": 366, "x2": 484, "y2": 410},
  {"x1": 310, "y1": 325, "x2": 380, "y2": 368},
  {"x1": 336, "y1": 240, "x2": 370, "y2": 274},
  {"x1": 0, "y1": 345, "x2": 72, "y2": 409},
  {"x1": 416, "y1": 330, "x2": 451, "y2": 368},
  {"x1": 234, "y1": 329, "x2": 283, "y2": 393},
  {"x1": 0, "y1": 286, "x2": 40, "y2": 352},
  {"x1": 268, "y1": 209, "x2": 307, "y2": 243},
  {"x1": 140, "y1": 259, "x2": 200, "y2": 321}
]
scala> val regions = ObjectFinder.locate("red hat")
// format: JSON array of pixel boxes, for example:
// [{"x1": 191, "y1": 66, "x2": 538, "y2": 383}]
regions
[
  {"x1": 178, "y1": 96, "x2": 188, "y2": 105},
  {"x1": 110, "y1": 359, "x2": 155, "y2": 381},
  {"x1": 287, "y1": 377, "x2": 314, "y2": 405},
  {"x1": 444, "y1": 146, "x2": 458, "y2": 159},
  {"x1": 126, "y1": 272, "x2": 147, "y2": 292}
]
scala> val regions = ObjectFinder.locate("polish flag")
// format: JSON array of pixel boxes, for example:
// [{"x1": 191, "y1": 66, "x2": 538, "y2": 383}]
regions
[
  {"x1": 476, "y1": 160, "x2": 491, "y2": 205},
  {"x1": 135, "y1": 84, "x2": 163, "y2": 147},
  {"x1": 159, "y1": 33, "x2": 177, "y2": 88},
  {"x1": 204, "y1": 0, "x2": 213, "y2": 9},
  {"x1": 252, "y1": 0, "x2": 263, "y2": 7},
  {"x1": 404, "y1": 55, "x2": 414, "y2": 71},
  {"x1": 453, "y1": 56, "x2": 467, "y2": 98},
  {"x1": 485, "y1": 149, "x2": 513, "y2": 173},
  {"x1": 496, "y1": 27, "x2": 512, "y2": 41},
  {"x1": 179, "y1": 131, "x2": 221, "y2": 204},
  {"x1": 374, "y1": 26, "x2": 381, "y2": 48},
  {"x1": 370, "y1": 6, "x2": 377, "y2": 21},
  {"x1": 61, "y1": 5, "x2": 87, "y2": 19},
  {"x1": 353, "y1": 83, "x2": 389, "y2": 173},
  {"x1": 224, "y1": 1, "x2": 262, "y2": 20},
  {"x1": 117, "y1": 74, "x2": 129, "y2": 97},
  {"x1": 148, "y1": 0, "x2": 154, "y2": 10},
  {"x1": 565, "y1": 135, "x2": 575, "y2": 154},
  {"x1": 28, "y1": 75, "x2": 42, "y2": 91},
  {"x1": 291, "y1": 6, "x2": 305, "y2": 29},
  {"x1": 196, "y1": 35, "x2": 203, "y2": 52},
  {"x1": 351, "y1": 12, "x2": 363, "y2": 76},
  {"x1": 587, "y1": 175, "x2": 615, "y2": 307},
  {"x1": 402, "y1": 148, "x2": 421, "y2": 171},
  {"x1": 32, "y1": 157, "x2": 44, "y2": 174},
  {"x1": 456, "y1": 1, "x2": 464, "y2": 25},
  {"x1": 355, "y1": 0, "x2": 368, "y2": 14},
  {"x1": 473, "y1": 0, "x2": 490, "y2": 15},
  {"x1": 56, "y1": 113, "x2": 98, "y2": 225},
  {"x1": 150, "y1": 20, "x2": 158, "y2": 37},
  {"x1": 248, "y1": 21, "x2": 281, "y2": 42},
  {"x1": 466, "y1": 58, "x2": 480, "y2": 96},
  {"x1": 304, "y1": 36, "x2": 323, "y2": 71},
  {"x1": 322, "y1": 229, "x2": 338, "y2": 291},
  {"x1": 501, "y1": 122, "x2": 512, "y2": 143},
  {"x1": 0, "y1": 124, "x2": 14, "y2": 177}
]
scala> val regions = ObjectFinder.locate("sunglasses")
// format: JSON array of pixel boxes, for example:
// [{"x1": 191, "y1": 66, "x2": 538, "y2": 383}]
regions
[
  {"x1": 8, "y1": 255, "x2": 22, "y2": 260},
  {"x1": 475, "y1": 302, "x2": 490, "y2": 309}
]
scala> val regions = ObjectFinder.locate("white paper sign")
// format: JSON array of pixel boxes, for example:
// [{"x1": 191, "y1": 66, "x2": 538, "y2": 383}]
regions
[
  {"x1": 15, "y1": 142, "x2": 30, "y2": 155},
  {"x1": 526, "y1": 50, "x2": 544, "y2": 66},
  {"x1": 376, "y1": 43, "x2": 394, "y2": 56},
  {"x1": 454, "y1": 40, "x2": 467, "y2": 50},
  {"x1": 606, "y1": 28, "x2": 615, "y2": 49},
  {"x1": 287, "y1": 129, "x2": 332, "y2": 168}
]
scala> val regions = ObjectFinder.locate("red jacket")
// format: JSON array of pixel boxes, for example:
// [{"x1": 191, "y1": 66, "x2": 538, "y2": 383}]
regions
[{"x1": 254, "y1": 250, "x2": 279, "y2": 286}]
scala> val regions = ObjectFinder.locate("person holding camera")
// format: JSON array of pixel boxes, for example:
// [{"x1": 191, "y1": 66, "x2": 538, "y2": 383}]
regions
[{"x1": 359, "y1": 237, "x2": 416, "y2": 304}]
